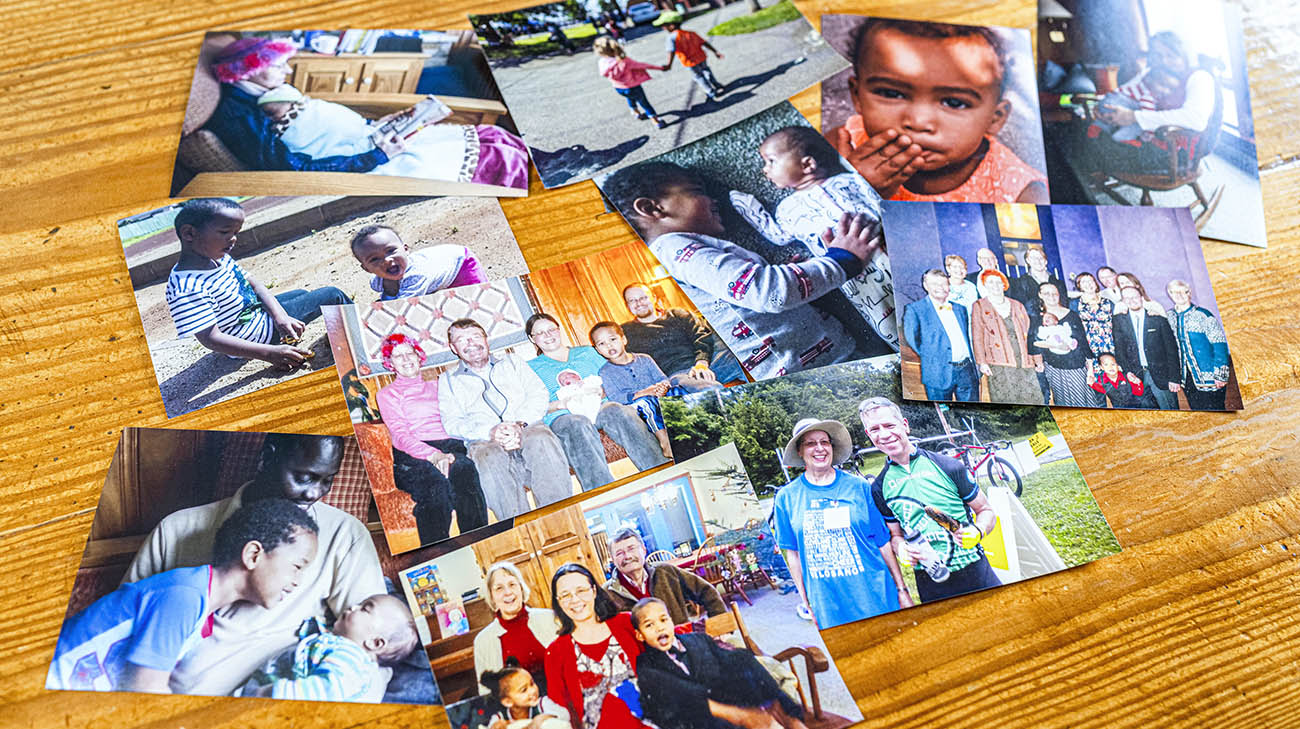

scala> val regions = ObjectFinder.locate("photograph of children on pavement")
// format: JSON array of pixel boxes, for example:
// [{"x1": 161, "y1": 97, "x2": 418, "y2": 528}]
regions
[
  {"x1": 597, "y1": 102, "x2": 898, "y2": 381},
  {"x1": 470, "y1": 0, "x2": 848, "y2": 187},
  {"x1": 1036, "y1": 0, "x2": 1265, "y2": 247},
  {"x1": 46, "y1": 429, "x2": 439, "y2": 705},
  {"x1": 172, "y1": 30, "x2": 529, "y2": 198},
  {"x1": 120, "y1": 195, "x2": 525, "y2": 418},
  {"x1": 661, "y1": 356, "x2": 1120, "y2": 630},
  {"x1": 820, "y1": 15, "x2": 1050, "y2": 204},
  {"x1": 401, "y1": 443, "x2": 864, "y2": 729},
  {"x1": 881, "y1": 201, "x2": 1240, "y2": 410}
]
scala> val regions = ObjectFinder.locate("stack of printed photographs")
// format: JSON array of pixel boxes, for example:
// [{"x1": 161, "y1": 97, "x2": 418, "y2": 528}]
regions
[{"x1": 50, "y1": 0, "x2": 1259, "y2": 723}]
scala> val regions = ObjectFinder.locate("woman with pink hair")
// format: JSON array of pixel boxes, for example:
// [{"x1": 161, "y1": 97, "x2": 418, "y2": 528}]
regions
[
  {"x1": 970, "y1": 269, "x2": 1043, "y2": 404},
  {"x1": 376, "y1": 332, "x2": 488, "y2": 545},
  {"x1": 204, "y1": 36, "x2": 529, "y2": 189}
]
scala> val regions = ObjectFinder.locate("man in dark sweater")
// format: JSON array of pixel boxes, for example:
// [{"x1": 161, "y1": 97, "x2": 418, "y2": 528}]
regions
[
  {"x1": 620, "y1": 283, "x2": 746, "y2": 391},
  {"x1": 602, "y1": 528, "x2": 726, "y2": 625}
]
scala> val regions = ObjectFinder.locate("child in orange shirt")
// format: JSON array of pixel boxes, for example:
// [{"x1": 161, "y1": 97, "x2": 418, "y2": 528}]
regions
[
  {"x1": 654, "y1": 12, "x2": 725, "y2": 101},
  {"x1": 824, "y1": 18, "x2": 1048, "y2": 203}
]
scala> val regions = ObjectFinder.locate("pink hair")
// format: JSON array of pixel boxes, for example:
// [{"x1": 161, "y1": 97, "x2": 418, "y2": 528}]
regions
[
  {"x1": 212, "y1": 38, "x2": 297, "y2": 83},
  {"x1": 381, "y1": 333, "x2": 427, "y2": 372}
]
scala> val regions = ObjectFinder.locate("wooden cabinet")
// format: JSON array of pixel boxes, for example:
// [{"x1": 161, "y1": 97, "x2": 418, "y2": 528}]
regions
[
  {"x1": 471, "y1": 505, "x2": 603, "y2": 611},
  {"x1": 288, "y1": 53, "x2": 424, "y2": 95}
]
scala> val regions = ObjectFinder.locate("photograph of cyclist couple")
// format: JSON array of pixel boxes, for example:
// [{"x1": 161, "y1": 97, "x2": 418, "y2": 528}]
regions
[{"x1": 661, "y1": 355, "x2": 1121, "y2": 629}]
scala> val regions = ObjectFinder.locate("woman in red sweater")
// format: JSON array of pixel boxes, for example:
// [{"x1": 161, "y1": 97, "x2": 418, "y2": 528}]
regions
[{"x1": 544, "y1": 563, "x2": 650, "y2": 729}]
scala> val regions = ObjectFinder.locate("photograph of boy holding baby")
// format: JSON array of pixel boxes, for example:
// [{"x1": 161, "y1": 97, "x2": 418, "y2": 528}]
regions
[
  {"x1": 1037, "y1": 0, "x2": 1265, "y2": 247},
  {"x1": 401, "y1": 444, "x2": 863, "y2": 729},
  {"x1": 882, "y1": 201, "x2": 1240, "y2": 410},
  {"x1": 46, "y1": 428, "x2": 438, "y2": 704},
  {"x1": 598, "y1": 103, "x2": 899, "y2": 383},
  {"x1": 118, "y1": 195, "x2": 526, "y2": 418},
  {"x1": 323, "y1": 240, "x2": 744, "y2": 556},
  {"x1": 820, "y1": 16, "x2": 1050, "y2": 204},
  {"x1": 172, "y1": 30, "x2": 530, "y2": 198},
  {"x1": 469, "y1": 0, "x2": 849, "y2": 187}
]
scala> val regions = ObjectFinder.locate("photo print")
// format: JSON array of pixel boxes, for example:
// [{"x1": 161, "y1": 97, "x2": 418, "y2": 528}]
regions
[
  {"x1": 820, "y1": 15, "x2": 1050, "y2": 203},
  {"x1": 1037, "y1": 0, "x2": 1265, "y2": 246},
  {"x1": 469, "y1": 0, "x2": 849, "y2": 187},
  {"x1": 596, "y1": 101, "x2": 898, "y2": 381},
  {"x1": 882, "y1": 201, "x2": 1240, "y2": 411},
  {"x1": 119, "y1": 195, "x2": 525, "y2": 418},
  {"x1": 398, "y1": 443, "x2": 864, "y2": 729},
  {"x1": 170, "y1": 30, "x2": 530, "y2": 198},
  {"x1": 322, "y1": 240, "x2": 745, "y2": 555},
  {"x1": 46, "y1": 428, "x2": 439, "y2": 704},
  {"x1": 662, "y1": 356, "x2": 1121, "y2": 630}
]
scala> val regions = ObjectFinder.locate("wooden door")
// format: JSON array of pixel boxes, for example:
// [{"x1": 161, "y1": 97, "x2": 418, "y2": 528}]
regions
[
  {"x1": 471, "y1": 526, "x2": 550, "y2": 610},
  {"x1": 526, "y1": 506, "x2": 603, "y2": 584},
  {"x1": 289, "y1": 55, "x2": 359, "y2": 93},
  {"x1": 359, "y1": 55, "x2": 422, "y2": 94}
]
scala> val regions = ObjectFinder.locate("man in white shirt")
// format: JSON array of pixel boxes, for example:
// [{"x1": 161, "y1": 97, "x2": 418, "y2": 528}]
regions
[{"x1": 902, "y1": 269, "x2": 978, "y2": 401}]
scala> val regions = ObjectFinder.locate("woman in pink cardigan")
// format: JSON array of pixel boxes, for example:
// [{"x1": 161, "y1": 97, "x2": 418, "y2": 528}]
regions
[
  {"x1": 376, "y1": 333, "x2": 488, "y2": 545},
  {"x1": 594, "y1": 37, "x2": 668, "y2": 129},
  {"x1": 970, "y1": 270, "x2": 1044, "y2": 404}
]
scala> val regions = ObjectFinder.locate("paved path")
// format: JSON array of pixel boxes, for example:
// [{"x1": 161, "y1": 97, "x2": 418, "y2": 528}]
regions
[{"x1": 490, "y1": 4, "x2": 848, "y2": 186}]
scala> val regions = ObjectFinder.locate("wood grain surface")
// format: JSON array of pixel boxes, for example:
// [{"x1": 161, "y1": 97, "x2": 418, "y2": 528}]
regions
[{"x1": 1, "y1": 0, "x2": 1298, "y2": 727}]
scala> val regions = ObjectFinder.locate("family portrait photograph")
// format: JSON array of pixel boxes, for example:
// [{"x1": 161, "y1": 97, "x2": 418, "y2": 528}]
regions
[
  {"x1": 1036, "y1": 0, "x2": 1265, "y2": 246},
  {"x1": 470, "y1": 0, "x2": 849, "y2": 187},
  {"x1": 46, "y1": 428, "x2": 440, "y2": 705},
  {"x1": 881, "y1": 201, "x2": 1240, "y2": 411},
  {"x1": 120, "y1": 194, "x2": 526, "y2": 418},
  {"x1": 322, "y1": 239, "x2": 748, "y2": 556},
  {"x1": 820, "y1": 15, "x2": 1051, "y2": 204},
  {"x1": 402, "y1": 443, "x2": 864, "y2": 729},
  {"x1": 661, "y1": 356, "x2": 1121, "y2": 630},
  {"x1": 596, "y1": 102, "x2": 898, "y2": 382},
  {"x1": 170, "y1": 30, "x2": 531, "y2": 198}
]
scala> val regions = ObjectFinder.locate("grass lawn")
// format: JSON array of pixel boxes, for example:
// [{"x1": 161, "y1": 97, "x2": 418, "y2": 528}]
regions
[
  {"x1": 514, "y1": 23, "x2": 598, "y2": 45},
  {"x1": 1019, "y1": 458, "x2": 1121, "y2": 565},
  {"x1": 708, "y1": 0, "x2": 801, "y2": 36}
]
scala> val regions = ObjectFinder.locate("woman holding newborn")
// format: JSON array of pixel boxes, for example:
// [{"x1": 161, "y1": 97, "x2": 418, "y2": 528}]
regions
[
  {"x1": 376, "y1": 333, "x2": 488, "y2": 545},
  {"x1": 206, "y1": 37, "x2": 529, "y2": 189}
]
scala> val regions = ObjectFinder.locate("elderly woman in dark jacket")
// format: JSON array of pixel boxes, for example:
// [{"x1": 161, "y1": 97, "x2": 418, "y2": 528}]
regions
[{"x1": 207, "y1": 37, "x2": 402, "y2": 173}]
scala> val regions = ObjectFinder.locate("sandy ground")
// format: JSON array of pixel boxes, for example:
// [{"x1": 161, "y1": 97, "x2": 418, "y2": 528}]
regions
[{"x1": 136, "y1": 197, "x2": 528, "y2": 418}]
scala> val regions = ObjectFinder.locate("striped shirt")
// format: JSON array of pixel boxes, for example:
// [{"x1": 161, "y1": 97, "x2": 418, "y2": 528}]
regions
[
  {"x1": 271, "y1": 630, "x2": 381, "y2": 702},
  {"x1": 165, "y1": 255, "x2": 274, "y2": 345}
]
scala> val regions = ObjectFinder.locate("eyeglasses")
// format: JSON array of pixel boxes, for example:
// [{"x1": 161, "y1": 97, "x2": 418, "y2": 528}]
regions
[{"x1": 557, "y1": 584, "x2": 595, "y2": 603}]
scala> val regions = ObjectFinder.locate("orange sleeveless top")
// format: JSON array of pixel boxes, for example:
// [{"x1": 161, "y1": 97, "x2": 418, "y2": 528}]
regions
[{"x1": 672, "y1": 30, "x2": 707, "y2": 67}]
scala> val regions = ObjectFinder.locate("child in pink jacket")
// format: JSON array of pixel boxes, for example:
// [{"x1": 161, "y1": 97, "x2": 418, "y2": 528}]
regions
[{"x1": 594, "y1": 37, "x2": 668, "y2": 129}]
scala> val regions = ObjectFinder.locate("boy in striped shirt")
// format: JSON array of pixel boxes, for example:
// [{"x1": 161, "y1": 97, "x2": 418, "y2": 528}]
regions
[{"x1": 165, "y1": 198, "x2": 351, "y2": 370}]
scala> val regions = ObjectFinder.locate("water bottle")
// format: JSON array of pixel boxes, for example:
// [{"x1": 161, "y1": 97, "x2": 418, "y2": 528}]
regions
[{"x1": 904, "y1": 528, "x2": 950, "y2": 582}]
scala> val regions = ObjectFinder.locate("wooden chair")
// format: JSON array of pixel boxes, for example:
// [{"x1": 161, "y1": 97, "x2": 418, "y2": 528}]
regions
[
  {"x1": 704, "y1": 602, "x2": 853, "y2": 729},
  {"x1": 1092, "y1": 68, "x2": 1227, "y2": 230},
  {"x1": 693, "y1": 536, "x2": 751, "y2": 606},
  {"x1": 645, "y1": 549, "x2": 676, "y2": 565}
]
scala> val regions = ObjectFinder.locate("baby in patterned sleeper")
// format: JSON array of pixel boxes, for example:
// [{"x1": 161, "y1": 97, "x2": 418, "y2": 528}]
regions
[
  {"x1": 242, "y1": 593, "x2": 419, "y2": 702},
  {"x1": 730, "y1": 125, "x2": 899, "y2": 351},
  {"x1": 602, "y1": 161, "x2": 883, "y2": 380}
]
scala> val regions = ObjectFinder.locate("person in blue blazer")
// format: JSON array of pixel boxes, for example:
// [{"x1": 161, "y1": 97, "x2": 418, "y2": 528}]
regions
[{"x1": 903, "y1": 269, "x2": 978, "y2": 401}]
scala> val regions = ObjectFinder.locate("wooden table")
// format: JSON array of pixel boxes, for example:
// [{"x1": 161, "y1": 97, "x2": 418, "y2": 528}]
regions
[{"x1": 1, "y1": 1, "x2": 1297, "y2": 727}]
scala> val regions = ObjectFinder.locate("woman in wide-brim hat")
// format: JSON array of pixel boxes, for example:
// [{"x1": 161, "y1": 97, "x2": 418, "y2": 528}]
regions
[{"x1": 770, "y1": 417, "x2": 913, "y2": 629}]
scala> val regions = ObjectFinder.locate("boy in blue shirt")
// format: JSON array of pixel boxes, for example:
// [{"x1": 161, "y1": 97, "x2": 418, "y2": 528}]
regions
[
  {"x1": 590, "y1": 320, "x2": 674, "y2": 460},
  {"x1": 47, "y1": 498, "x2": 319, "y2": 694}
]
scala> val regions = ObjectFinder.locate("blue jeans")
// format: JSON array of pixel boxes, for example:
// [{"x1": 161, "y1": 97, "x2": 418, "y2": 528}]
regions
[
  {"x1": 924, "y1": 360, "x2": 978, "y2": 402},
  {"x1": 668, "y1": 350, "x2": 748, "y2": 392},
  {"x1": 615, "y1": 85, "x2": 658, "y2": 117},
  {"x1": 688, "y1": 62, "x2": 721, "y2": 95},
  {"x1": 274, "y1": 287, "x2": 351, "y2": 323},
  {"x1": 550, "y1": 404, "x2": 668, "y2": 491}
]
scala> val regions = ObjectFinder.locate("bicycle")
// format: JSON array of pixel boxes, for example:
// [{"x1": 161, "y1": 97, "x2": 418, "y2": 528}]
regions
[{"x1": 939, "y1": 441, "x2": 1023, "y2": 497}]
